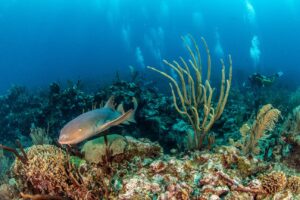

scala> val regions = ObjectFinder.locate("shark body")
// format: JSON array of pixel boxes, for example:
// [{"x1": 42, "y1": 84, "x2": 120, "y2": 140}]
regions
[{"x1": 58, "y1": 97, "x2": 137, "y2": 145}]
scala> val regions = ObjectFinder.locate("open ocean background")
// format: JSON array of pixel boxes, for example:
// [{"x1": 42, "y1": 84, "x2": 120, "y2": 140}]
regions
[{"x1": 0, "y1": 0, "x2": 299, "y2": 93}]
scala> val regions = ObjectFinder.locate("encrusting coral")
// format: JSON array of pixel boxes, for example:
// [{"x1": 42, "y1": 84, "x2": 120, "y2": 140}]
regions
[{"x1": 148, "y1": 35, "x2": 232, "y2": 149}]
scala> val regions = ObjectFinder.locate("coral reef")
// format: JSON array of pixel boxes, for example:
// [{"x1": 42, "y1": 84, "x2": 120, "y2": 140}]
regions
[
  {"x1": 0, "y1": 86, "x2": 43, "y2": 143},
  {"x1": 283, "y1": 105, "x2": 300, "y2": 143},
  {"x1": 289, "y1": 87, "x2": 300, "y2": 109},
  {"x1": 0, "y1": 149, "x2": 11, "y2": 181},
  {"x1": 282, "y1": 105, "x2": 300, "y2": 170},
  {"x1": 0, "y1": 41, "x2": 300, "y2": 199},
  {"x1": 8, "y1": 137, "x2": 163, "y2": 199},
  {"x1": 1, "y1": 134, "x2": 300, "y2": 199}
]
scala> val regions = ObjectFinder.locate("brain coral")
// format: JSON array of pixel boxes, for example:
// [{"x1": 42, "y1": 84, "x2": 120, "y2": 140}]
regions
[
  {"x1": 260, "y1": 171, "x2": 287, "y2": 194},
  {"x1": 13, "y1": 145, "x2": 93, "y2": 199}
]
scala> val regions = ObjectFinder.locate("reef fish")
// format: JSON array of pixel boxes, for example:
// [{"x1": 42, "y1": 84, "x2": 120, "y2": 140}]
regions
[{"x1": 58, "y1": 96, "x2": 137, "y2": 145}]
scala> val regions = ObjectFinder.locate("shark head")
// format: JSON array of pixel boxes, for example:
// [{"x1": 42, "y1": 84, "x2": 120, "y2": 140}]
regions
[{"x1": 58, "y1": 112, "x2": 97, "y2": 145}]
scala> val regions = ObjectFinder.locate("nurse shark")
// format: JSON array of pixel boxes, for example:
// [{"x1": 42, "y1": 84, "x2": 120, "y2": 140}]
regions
[{"x1": 58, "y1": 96, "x2": 137, "y2": 145}]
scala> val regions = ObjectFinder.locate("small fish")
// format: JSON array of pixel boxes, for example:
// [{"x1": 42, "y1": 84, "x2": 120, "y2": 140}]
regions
[{"x1": 58, "y1": 96, "x2": 137, "y2": 145}]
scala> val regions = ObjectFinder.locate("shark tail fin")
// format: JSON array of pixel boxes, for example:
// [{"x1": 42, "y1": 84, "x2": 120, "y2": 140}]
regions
[
  {"x1": 122, "y1": 97, "x2": 138, "y2": 124},
  {"x1": 117, "y1": 103, "x2": 125, "y2": 114},
  {"x1": 105, "y1": 96, "x2": 116, "y2": 109}
]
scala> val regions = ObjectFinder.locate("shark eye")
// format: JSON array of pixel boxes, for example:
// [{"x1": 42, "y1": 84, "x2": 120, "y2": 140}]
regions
[{"x1": 78, "y1": 128, "x2": 82, "y2": 132}]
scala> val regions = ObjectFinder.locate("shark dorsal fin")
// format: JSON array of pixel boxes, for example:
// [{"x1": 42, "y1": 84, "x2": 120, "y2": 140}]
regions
[
  {"x1": 105, "y1": 96, "x2": 115, "y2": 109},
  {"x1": 117, "y1": 103, "x2": 125, "y2": 114}
]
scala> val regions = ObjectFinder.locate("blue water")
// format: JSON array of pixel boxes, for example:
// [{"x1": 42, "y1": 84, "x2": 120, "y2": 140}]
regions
[{"x1": 0, "y1": 0, "x2": 299, "y2": 92}]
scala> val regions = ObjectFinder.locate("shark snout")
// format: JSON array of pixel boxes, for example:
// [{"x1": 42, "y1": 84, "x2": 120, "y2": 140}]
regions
[{"x1": 58, "y1": 134, "x2": 69, "y2": 144}]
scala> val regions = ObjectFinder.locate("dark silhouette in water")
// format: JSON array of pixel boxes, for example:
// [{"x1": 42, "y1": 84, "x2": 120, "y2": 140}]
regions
[
  {"x1": 248, "y1": 72, "x2": 283, "y2": 88},
  {"x1": 248, "y1": 71, "x2": 283, "y2": 111}
]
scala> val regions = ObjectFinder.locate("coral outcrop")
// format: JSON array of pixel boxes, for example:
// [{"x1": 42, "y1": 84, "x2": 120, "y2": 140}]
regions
[
  {"x1": 13, "y1": 145, "x2": 94, "y2": 199},
  {"x1": 287, "y1": 176, "x2": 300, "y2": 194},
  {"x1": 260, "y1": 171, "x2": 287, "y2": 194},
  {"x1": 82, "y1": 134, "x2": 163, "y2": 164}
]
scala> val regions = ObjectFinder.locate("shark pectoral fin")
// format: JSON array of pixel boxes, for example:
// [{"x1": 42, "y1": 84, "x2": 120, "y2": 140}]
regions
[
  {"x1": 100, "y1": 109, "x2": 134, "y2": 131},
  {"x1": 122, "y1": 114, "x2": 136, "y2": 124}
]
